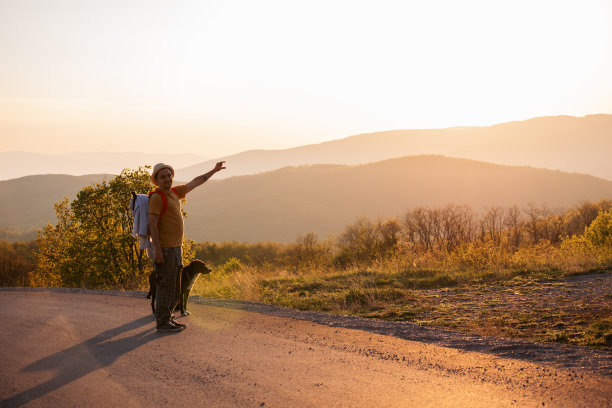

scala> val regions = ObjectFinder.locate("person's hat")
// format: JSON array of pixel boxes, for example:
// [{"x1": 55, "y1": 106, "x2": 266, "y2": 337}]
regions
[{"x1": 151, "y1": 163, "x2": 174, "y2": 185}]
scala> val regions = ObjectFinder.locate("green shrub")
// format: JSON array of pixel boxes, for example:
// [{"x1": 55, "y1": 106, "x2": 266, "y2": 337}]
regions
[
  {"x1": 221, "y1": 257, "x2": 243, "y2": 274},
  {"x1": 584, "y1": 209, "x2": 612, "y2": 247}
]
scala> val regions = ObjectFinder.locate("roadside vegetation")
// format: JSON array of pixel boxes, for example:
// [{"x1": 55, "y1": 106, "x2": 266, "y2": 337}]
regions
[
  {"x1": 192, "y1": 201, "x2": 612, "y2": 348},
  {"x1": 0, "y1": 169, "x2": 610, "y2": 347}
]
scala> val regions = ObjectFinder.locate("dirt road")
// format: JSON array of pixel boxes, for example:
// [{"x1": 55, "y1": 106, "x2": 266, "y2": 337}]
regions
[{"x1": 0, "y1": 289, "x2": 610, "y2": 407}]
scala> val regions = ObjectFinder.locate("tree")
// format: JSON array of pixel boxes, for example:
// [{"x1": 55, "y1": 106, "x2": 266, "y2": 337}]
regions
[
  {"x1": 403, "y1": 207, "x2": 434, "y2": 251},
  {"x1": 523, "y1": 203, "x2": 544, "y2": 244},
  {"x1": 503, "y1": 205, "x2": 523, "y2": 249},
  {"x1": 403, "y1": 205, "x2": 475, "y2": 252},
  {"x1": 335, "y1": 217, "x2": 402, "y2": 266},
  {"x1": 583, "y1": 209, "x2": 612, "y2": 248},
  {"x1": 480, "y1": 206, "x2": 504, "y2": 246},
  {"x1": 565, "y1": 200, "x2": 612, "y2": 237},
  {"x1": 441, "y1": 205, "x2": 475, "y2": 250}
]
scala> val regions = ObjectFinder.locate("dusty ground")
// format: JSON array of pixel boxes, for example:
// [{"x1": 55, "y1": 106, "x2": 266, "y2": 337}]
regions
[
  {"x1": 0, "y1": 289, "x2": 610, "y2": 407},
  {"x1": 382, "y1": 272, "x2": 612, "y2": 347},
  {"x1": 254, "y1": 268, "x2": 612, "y2": 348}
]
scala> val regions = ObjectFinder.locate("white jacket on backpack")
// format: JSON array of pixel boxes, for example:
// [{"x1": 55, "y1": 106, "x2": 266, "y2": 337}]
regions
[{"x1": 131, "y1": 194, "x2": 153, "y2": 257}]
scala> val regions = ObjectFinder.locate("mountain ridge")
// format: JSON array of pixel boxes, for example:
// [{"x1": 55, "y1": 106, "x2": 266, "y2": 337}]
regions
[
  {"x1": 180, "y1": 154, "x2": 612, "y2": 242},
  {"x1": 175, "y1": 114, "x2": 612, "y2": 182},
  {"x1": 0, "y1": 151, "x2": 206, "y2": 181}
]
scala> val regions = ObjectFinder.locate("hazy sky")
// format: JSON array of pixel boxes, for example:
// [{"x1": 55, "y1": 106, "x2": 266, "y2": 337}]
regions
[{"x1": 1, "y1": 0, "x2": 611, "y2": 157}]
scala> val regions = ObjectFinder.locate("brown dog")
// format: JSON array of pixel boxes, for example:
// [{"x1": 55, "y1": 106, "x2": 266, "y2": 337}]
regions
[{"x1": 147, "y1": 259, "x2": 212, "y2": 316}]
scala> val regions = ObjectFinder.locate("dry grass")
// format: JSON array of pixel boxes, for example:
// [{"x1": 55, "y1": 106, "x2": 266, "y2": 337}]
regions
[
  {"x1": 192, "y1": 243, "x2": 612, "y2": 348},
  {"x1": 192, "y1": 209, "x2": 612, "y2": 347}
]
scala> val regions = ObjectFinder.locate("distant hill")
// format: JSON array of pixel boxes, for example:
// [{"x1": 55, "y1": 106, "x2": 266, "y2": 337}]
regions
[
  {"x1": 0, "y1": 151, "x2": 206, "y2": 181},
  {"x1": 0, "y1": 174, "x2": 108, "y2": 230},
  {"x1": 3, "y1": 156, "x2": 611, "y2": 243},
  {"x1": 176, "y1": 114, "x2": 612, "y2": 181},
  {"x1": 180, "y1": 155, "x2": 612, "y2": 242}
]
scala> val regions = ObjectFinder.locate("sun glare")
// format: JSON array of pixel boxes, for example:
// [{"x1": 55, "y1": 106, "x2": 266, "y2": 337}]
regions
[{"x1": 0, "y1": 0, "x2": 610, "y2": 155}]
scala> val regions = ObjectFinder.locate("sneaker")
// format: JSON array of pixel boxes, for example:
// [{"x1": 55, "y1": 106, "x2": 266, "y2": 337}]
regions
[
  {"x1": 170, "y1": 317, "x2": 187, "y2": 329},
  {"x1": 157, "y1": 322, "x2": 183, "y2": 333}
]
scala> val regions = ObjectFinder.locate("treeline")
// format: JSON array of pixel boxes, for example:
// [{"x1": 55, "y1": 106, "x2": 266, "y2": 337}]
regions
[
  {"x1": 0, "y1": 240, "x2": 37, "y2": 287},
  {"x1": 195, "y1": 199, "x2": 612, "y2": 269},
  {"x1": 0, "y1": 227, "x2": 38, "y2": 242},
  {"x1": 402, "y1": 200, "x2": 609, "y2": 250}
]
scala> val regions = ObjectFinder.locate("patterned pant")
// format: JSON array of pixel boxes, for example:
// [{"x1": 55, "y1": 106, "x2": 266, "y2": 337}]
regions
[{"x1": 154, "y1": 246, "x2": 183, "y2": 326}]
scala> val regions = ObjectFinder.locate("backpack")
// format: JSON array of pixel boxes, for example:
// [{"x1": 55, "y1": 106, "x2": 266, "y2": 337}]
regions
[{"x1": 147, "y1": 187, "x2": 180, "y2": 228}]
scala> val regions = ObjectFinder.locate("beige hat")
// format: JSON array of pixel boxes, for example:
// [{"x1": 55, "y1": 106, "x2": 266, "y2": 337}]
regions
[{"x1": 151, "y1": 163, "x2": 174, "y2": 185}]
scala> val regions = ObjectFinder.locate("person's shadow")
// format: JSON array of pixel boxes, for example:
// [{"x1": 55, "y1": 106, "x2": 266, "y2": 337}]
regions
[{"x1": 1, "y1": 315, "x2": 163, "y2": 407}]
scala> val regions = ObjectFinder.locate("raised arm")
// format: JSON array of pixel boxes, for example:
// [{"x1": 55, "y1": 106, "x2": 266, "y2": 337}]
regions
[{"x1": 185, "y1": 161, "x2": 226, "y2": 194}]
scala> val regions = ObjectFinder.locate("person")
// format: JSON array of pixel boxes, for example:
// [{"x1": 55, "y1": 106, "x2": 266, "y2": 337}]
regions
[{"x1": 149, "y1": 161, "x2": 226, "y2": 332}]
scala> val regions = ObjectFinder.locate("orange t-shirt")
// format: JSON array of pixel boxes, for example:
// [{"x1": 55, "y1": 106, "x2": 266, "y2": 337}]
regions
[{"x1": 148, "y1": 185, "x2": 188, "y2": 248}]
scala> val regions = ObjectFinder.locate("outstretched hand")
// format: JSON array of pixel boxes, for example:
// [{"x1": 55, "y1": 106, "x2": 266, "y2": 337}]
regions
[{"x1": 214, "y1": 161, "x2": 226, "y2": 172}]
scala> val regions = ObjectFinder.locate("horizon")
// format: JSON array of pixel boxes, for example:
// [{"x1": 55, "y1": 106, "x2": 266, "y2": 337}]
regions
[{"x1": 1, "y1": 1, "x2": 611, "y2": 157}]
